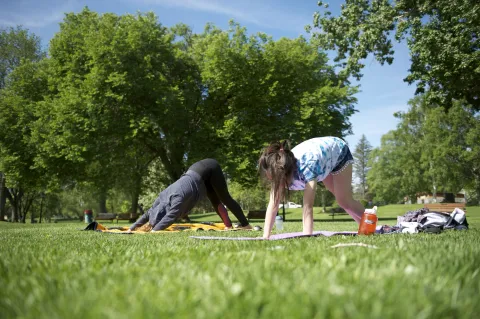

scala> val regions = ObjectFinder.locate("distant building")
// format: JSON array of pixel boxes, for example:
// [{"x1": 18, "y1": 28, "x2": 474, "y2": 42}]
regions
[{"x1": 416, "y1": 191, "x2": 466, "y2": 204}]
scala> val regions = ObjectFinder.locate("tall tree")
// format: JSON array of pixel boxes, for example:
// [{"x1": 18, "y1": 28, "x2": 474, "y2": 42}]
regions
[
  {"x1": 310, "y1": 0, "x2": 480, "y2": 110},
  {"x1": 2, "y1": 9, "x2": 359, "y2": 215},
  {"x1": 368, "y1": 95, "x2": 479, "y2": 204},
  {"x1": 33, "y1": 9, "x2": 179, "y2": 213},
  {"x1": 190, "y1": 22, "x2": 357, "y2": 185},
  {"x1": 353, "y1": 134, "x2": 372, "y2": 199},
  {"x1": 0, "y1": 59, "x2": 50, "y2": 221},
  {"x1": 34, "y1": 9, "x2": 358, "y2": 195},
  {"x1": 368, "y1": 97, "x2": 432, "y2": 203},
  {"x1": 0, "y1": 26, "x2": 44, "y2": 220},
  {"x1": 422, "y1": 101, "x2": 480, "y2": 203}
]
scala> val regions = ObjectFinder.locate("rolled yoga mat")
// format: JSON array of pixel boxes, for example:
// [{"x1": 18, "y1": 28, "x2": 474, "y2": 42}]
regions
[{"x1": 190, "y1": 230, "x2": 357, "y2": 240}]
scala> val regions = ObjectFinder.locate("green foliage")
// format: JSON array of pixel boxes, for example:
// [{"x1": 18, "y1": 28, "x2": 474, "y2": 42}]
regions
[
  {"x1": 227, "y1": 181, "x2": 268, "y2": 210},
  {"x1": 359, "y1": 199, "x2": 369, "y2": 208},
  {"x1": 35, "y1": 9, "x2": 176, "y2": 192},
  {"x1": 0, "y1": 26, "x2": 45, "y2": 221},
  {"x1": 1, "y1": 206, "x2": 480, "y2": 318},
  {"x1": 0, "y1": 26, "x2": 44, "y2": 89},
  {"x1": 331, "y1": 200, "x2": 340, "y2": 209},
  {"x1": 0, "y1": 58, "x2": 50, "y2": 221},
  {"x1": 1, "y1": 9, "x2": 358, "y2": 218},
  {"x1": 311, "y1": 0, "x2": 480, "y2": 110},
  {"x1": 188, "y1": 21, "x2": 358, "y2": 185},
  {"x1": 368, "y1": 95, "x2": 480, "y2": 204},
  {"x1": 0, "y1": 59, "x2": 49, "y2": 188}
]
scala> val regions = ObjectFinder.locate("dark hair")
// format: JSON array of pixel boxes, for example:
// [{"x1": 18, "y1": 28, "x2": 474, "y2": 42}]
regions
[{"x1": 258, "y1": 140, "x2": 297, "y2": 203}]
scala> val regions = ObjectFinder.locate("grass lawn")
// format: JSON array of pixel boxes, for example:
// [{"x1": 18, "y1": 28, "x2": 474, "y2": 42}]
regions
[{"x1": 1, "y1": 205, "x2": 479, "y2": 319}]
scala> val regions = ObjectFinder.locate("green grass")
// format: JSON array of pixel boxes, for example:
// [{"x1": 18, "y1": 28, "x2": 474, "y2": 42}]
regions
[{"x1": 1, "y1": 205, "x2": 479, "y2": 319}]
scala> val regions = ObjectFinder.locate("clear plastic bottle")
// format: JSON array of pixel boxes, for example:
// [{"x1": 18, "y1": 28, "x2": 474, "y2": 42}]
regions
[
  {"x1": 358, "y1": 206, "x2": 378, "y2": 235},
  {"x1": 275, "y1": 215, "x2": 284, "y2": 231}
]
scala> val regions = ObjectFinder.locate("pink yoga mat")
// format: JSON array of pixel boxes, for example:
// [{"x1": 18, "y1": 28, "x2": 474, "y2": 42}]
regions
[{"x1": 190, "y1": 231, "x2": 358, "y2": 240}]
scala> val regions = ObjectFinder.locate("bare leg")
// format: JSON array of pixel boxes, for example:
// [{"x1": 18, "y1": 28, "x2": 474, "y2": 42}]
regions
[
  {"x1": 331, "y1": 165, "x2": 364, "y2": 223},
  {"x1": 322, "y1": 174, "x2": 335, "y2": 193},
  {"x1": 205, "y1": 181, "x2": 233, "y2": 228}
]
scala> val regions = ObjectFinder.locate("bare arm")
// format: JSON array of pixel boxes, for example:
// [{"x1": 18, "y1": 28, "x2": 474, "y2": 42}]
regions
[
  {"x1": 302, "y1": 180, "x2": 317, "y2": 235},
  {"x1": 263, "y1": 190, "x2": 280, "y2": 239}
]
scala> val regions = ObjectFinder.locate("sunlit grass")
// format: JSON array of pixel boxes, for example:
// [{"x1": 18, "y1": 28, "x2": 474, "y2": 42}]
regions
[{"x1": 0, "y1": 205, "x2": 479, "y2": 319}]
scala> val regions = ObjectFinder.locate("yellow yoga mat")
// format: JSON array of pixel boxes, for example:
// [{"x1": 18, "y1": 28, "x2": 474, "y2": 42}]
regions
[{"x1": 88, "y1": 222, "x2": 228, "y2": 234}]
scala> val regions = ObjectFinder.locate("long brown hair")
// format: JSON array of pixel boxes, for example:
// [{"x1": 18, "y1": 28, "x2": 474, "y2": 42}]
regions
[{"x1": 258, "y1": 140, "x2": 297, "y2": 203}]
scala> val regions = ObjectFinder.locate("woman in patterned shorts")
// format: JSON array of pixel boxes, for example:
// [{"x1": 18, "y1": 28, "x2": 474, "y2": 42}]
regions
[{"x1": 258, "y1": 137, "x2": 364, "y2": 239}]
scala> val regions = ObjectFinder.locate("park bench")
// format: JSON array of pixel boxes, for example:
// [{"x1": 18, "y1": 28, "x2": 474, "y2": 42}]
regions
[
  {"x1": 116, "y1": 213, "x2": 139, "y2": 223},
  {"x1": 246, "y1": 210, "x2": 287, "y2": 221},
  {"x1": 424, "y1": 203, "x2": 466, "y2": 213},
  {"x1": 52, "y1": 216, "x2": 81, "y2": 223},
  {"x1": 94, "y1": 213, "x2": 116, "y2": 222},
  {"x1": 95, "y1": 213, "x2": 140, "y2": 223}
]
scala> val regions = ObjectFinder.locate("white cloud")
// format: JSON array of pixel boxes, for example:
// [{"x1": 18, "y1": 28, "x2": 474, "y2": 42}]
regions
[
  {"x1": 0, "y1": 0, "x2": 75, "y2": 28},
  {"x1": 136, "y1": 0, "x2": 310, "y2": 33}
]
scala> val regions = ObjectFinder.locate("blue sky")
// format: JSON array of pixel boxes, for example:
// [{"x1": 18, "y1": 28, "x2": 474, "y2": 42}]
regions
[{"x1": 0, "y1": 0, "x2": 416, "y2": 149}]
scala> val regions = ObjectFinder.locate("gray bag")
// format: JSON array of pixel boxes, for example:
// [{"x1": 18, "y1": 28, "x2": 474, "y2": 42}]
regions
[{"x1": 418, "y1": 208, "x2": 468, "y2": 232}]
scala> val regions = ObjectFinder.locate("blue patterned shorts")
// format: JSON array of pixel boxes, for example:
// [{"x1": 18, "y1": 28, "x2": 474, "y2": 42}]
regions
[{"x1": 331, "y1": 146, "x2": 354, "y2": 175}]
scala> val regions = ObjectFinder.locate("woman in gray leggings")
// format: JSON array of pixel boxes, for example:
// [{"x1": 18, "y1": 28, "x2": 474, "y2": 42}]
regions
[{"x1": 129, "y1": 159, "x2": 251, "y2": 232}]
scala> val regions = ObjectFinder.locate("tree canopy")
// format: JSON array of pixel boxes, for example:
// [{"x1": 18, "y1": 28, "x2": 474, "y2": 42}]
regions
[
  {"x1": 367, "y1": 95, "x2": 480, "y2": 204},
  {"x1": 0, "y1": 8, "x2": 359, "y2": 219},
  {"x1": 310, "y1": 0, "x2": 480, "y2": 110},
  {"x1": 0, "y1": 26, "x2": 44, "y2": 89}
]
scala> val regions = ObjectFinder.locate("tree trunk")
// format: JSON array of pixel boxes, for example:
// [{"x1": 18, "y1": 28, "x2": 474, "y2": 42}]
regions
[
  {"x1": 12, "y1": 199, "x2": 18, "y2": 222},
  {"x1": 30, "y1": 209, "x2": 34, "y2": 223},
  {"x1": 321, "y1": 187, "x2": 326, "y2": 213},
  {"x1": 20, "y1": 193, "x2": 35, "y2": 224},
  {"x1": 98, "y1": 189, "x2": 108, "y2": 214},
  {"x1": 129, "y1": 175, "x2": 142, "y2": 216},
  {"x1": 6, "y1": 189, "x2": 23, "y2": 223},
  {"x1": 20, "y1": 195, "x2": 25, "y2": 223},
  {"x1": 39, "y1": 196, "x2": 44, "y2": 224},
  {"x1": 0, "y1": 173, "x2": 6, "y2": 221},
  {"x1": 157, "y1": 146, "x2": 184, "y2": 182}
]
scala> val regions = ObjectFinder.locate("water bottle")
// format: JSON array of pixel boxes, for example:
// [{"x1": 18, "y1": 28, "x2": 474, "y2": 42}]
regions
[
  {"x1": 358, "y1": 206, "x2": 378, "y2": 235},
  {"x1": 275, "y1": 215, "x2": 284, "y2": 231},
  {"x1": 84, "y1": 209, "x2": 93, "y2": 224}
]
